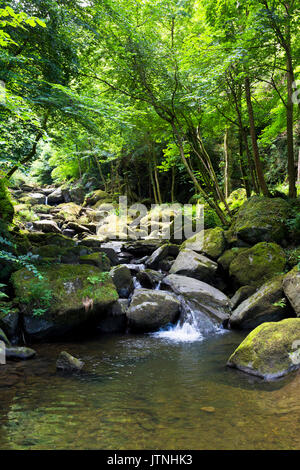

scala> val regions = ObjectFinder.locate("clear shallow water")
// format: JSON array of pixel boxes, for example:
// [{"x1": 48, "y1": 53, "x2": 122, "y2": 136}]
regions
[{"x1": 0, "y1": 330, "x2": 300, "y2": 450}]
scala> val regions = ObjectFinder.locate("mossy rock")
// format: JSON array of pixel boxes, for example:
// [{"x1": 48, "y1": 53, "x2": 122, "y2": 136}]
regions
[
  {"x1": 32, "y1": 204, "x2": 52, "y2": 214},
  {"x1": 229, "y1": 196, "x2": 290, "y2": 245},
  {"x1": 84, "y1": 190, "x2": 112, "y2": 207},
  {"x1": 55, "y1": 202, "x2": 82, "y2": 221},
  {"x1": 229, "y1": 242, "x2": 286, "y2": 287},
  {"x1": 229, "y1": 275, "x2": 288, "y2": 330},
  {"x1": 227, "y1": 318, "x2": 300, "y2": 380},
  {"x1": 26, "y1": 232, "x2": 76, "y2": 248},
  {"x1": 283, "y1": 266, "x2": 300, "y2": 316},
  {"x1": 217, "y1": 247, "x2": 248, "y2": 271},
  {"x1": 181, "y1": 227, "x2": 226, "y2": 260},
  {"x1": 0, "y1": 179, "x2": 14, "y2": 224},
  {"x1": 79, "y1": 252, "x2": 111, "y2": 271},
  {"x1": 11, "y1": 264, "x2": 118, "y2": 340}
]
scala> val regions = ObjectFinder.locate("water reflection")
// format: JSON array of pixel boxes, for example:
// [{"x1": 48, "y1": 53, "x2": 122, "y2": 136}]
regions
[{"x1": 0, "y1": 332, "x2": 299, "y2": 449}]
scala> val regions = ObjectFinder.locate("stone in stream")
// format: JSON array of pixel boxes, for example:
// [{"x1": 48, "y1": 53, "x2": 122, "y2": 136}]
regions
[
  {"x1": 26, "y1": 193, "x2": 46, "y2": 205},
  {"x1": 227, "y1": 318, "x2": 300, "y2": 380},
  {"x1": 282, "y1": 266, "x2": 300, "y2": 316},
  {"x1": 127, "y1": 289, "x2": 180, "y2": 333},
  {"x1": 161, "y1": 274, "x2": 231, "y2": 328},
  {"x1": 217, "y1": 247, "x2": 248, "y2": 271},
  {"x1": 56, "y1": 351, "x2": 84, "y2": 372},
  {"x1": 181, "y1": 227, "x2": 226, "y2": 260},
  {"x1": 110, "y1": 265, "x2": 134, "y2": 298},
  {"x1": 11, "y1": 264, "x2": 118, "y2": 340},
  {"x1": 136, "y1": 269, "x2": 164, "y2": 289},
  {"x1": 79, "y1": 252, "x2": 111, "y2": 271},
  {"x1": 6, "y1": 346, "x2": 36, "y2": 360},
  {"x1": 230, "y1": 285, "x2": 257, "y2": 310},
  {"x1": 47, "y1": 188, "x2": 65, "y2": 204},
  {"x1": 32, "y1": 220, "x2": 62, "y2": 234},
  {"x1": 229, "y1": 242, "x2": 286, "y2": 287},
  {"x1": 170, "y1": 249, "x2": 218, "y2": 283},
  {"x1": 229, "y1": 275, "x2": 288, "y2": 330},
  {"x1": 122, "y1": 240, "x2": 162, "y2": 256},
  {"x1": 145, "y1": 243, "x2": 179, "y2": 269}
]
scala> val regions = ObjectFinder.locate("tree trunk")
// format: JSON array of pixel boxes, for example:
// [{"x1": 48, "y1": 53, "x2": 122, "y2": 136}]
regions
[
  {"x1": 224, "y1": 128, "x2": 231, "y2": 199},
  {"x1": 244, "y1": 77, "x2": 270, "y2": 197},
  {"x1": 6, "y1": 111, "x2": 50, "y2": 179},
  {"x1": 286, "y1": 53, "x2": 296, "y2": 198}
]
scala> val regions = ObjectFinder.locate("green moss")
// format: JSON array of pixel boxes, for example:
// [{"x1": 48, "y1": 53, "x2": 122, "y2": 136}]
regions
[
  {"x1": 26, "y1": 232, "x2": 76, "y2": 248},
  {"x1": 11, "y1": 264, "x2": 118, "y2": 318},
  {"x1": 182, "y1": 227, "x2": 226, "y2": 259},
  {"x1": 229, "y1": 242, "x2": 286, "y2": 286},
  {"x1": 0, "y1": 179, "x2": 14, "y2": 224},
  {"x1": 230, "y1": 196, "x2": 290, "y2": 244},
  {"x1": 228, "y1": 318, "x2": 300, "y2": 379},
  {"x1": 79, "y1": 252, "x2": 111, "y2": 271},
  {"x1": 218, "y1": 247, "x2": 248, "y2": 271}
]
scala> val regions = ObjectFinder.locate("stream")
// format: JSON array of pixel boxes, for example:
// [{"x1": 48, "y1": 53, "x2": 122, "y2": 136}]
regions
[{"x1": 1, "y1": 327, "x2": 300, "y2": 450}]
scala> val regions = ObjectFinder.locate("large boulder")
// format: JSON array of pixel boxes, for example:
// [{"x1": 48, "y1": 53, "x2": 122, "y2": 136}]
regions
[
  {"x1": 32, "y1": 220, "x2": 61, "y2": 233},
  {"x1": 229, "y1": 196, "x2": 290, "y2": 245},
  {"x1": 84, "y1": 190, "x2": 112, "y2": 207},
  {"x1": 127, "y1": 289, "x2": 180, "y2": 332},
  {"x1": 47, "y1": 188, "x2": 65, "y2": 205},
  {"x1": 145, "y1": 244, "x2": 179, "y2": 269},
  {"x1": 55, "y1": 203, "x2": 82, "y2": 222},
  {"x1": 230, "y1": 285, "x2": 257, "y2": 310},
  {"x1": 123, "y1": 240, "x2": 162, "y2": 256},
  {"x1": 170, "y1": 249, "x2": 218, "y2": 283},
  {"x1": 283, "y1": 266, "x2": 300, "y2": 316},
  {"x1": 227, "y1": 318, "x2": 300, "y2": 380},
  {"x1": 217, "y1": 248, "x2": 248, "y2": 271},
  {"x1": 79, "y1": 252, "x2": 111, "y2": 271},
  {"x1": 110, "y1": 265, "x2": 134, "y2": 298},
  {"x1": 136, "y1": 269, "x2": 164, "y2": 289},
  {"x1": 181, "y1": 227, "x2": 226, "y2": 259},
  {"x1": 161, "y1": 274, "x2": 231, "y2": 328},
  {"x1": 229, "y1": 242, "x2": 286, "y2": 287},
  {"x1": 11, "y1": 264, "x2": 118, "y2": 340},
  {"x1": 25, "y1": 192, "x2": 46, "y2": 205},
  {"x1": 229, "y1": 276, "x2": 288, "y2": 330}
]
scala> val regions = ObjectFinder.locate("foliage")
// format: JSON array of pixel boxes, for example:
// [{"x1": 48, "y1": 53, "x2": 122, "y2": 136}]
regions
[{"x1": 19, "y1": 277, "x2": 53, "y2": 317}]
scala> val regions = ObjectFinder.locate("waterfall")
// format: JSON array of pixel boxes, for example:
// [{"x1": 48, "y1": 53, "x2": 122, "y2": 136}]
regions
[
  {"x1": 45, "y1": 196, "x2": 49, "y2": 205},
  {"x1": 152, "y1": 296, "x2": 226, "y2": 343}
]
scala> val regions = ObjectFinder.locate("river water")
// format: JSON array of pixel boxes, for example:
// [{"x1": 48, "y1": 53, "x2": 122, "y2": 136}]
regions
[{"x1": 0, "y1": 327, "x2": 300, "y2": 450}]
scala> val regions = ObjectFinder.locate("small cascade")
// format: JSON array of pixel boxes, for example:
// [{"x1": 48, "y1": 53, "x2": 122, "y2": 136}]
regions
[
  {"x1": 152, "y1": 295, "x2": 226, "y2": 343},
  {"x1": 133, "y1": 277, "x2": 142, "y2": 289},
  {"x1": 45, "y1": 195, "x2": 49, "y2": 205}
]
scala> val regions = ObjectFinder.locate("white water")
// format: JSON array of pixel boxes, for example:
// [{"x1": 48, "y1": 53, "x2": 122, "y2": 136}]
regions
[
  {"x1": 152, "y1": 296, "x2": 226, "y2": 344},
  {"x1": 45, "y1": 196, "x2": 49, "y2": 205}
]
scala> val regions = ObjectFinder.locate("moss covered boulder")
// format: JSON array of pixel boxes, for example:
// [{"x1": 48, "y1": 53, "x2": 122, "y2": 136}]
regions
[
  {"x1": 79, "y1": 252, "x2": 111, "y2": 271},
  {"x1": 11, "y1": 264, "x2": 118, "y2": 340},
  {"x1": 283, "y1": 266, "x2": 300, "y2": 316},
  {"x1": 229, "y1": 196, "x2": 290, "y2": 245},
  {"x1": 217, "y1": 247, "x2": 248, "y2": 271},
  {"x1": 227, "y1": 318, "x2": 300, "y2": 380},
  {"x1": 110, "y1": 265, "x2": 134, "y2": 298},
  {"x1": 229, "y1": 275, "x2": 288, "y2": 330},
  {"x1": 0, "y1": 302, "x2": 19, "y2": 339},
  {"x1": 0, "y1": 179, "x2": 14, "y2": 224},
  {"x1": 229, "y1": 242, "x2": 286, "y2": 287},
  {"x1": 181, "y1": 227, "x2": 226, "y2": 260}
]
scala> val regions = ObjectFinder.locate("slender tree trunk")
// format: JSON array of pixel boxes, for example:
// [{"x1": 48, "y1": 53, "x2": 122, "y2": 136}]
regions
[
  {"x1": 172, "y1": 123, "x2": 228, "y2": 225},
  {"x1": 6, "y1": 111, "x2": 50, "y2": 179},
  {"x1": 171, "y1": 166, "x2": 175, "y2": 202},
  {"x1": 244, "y1": 77, "x2": 270, "y2": 197},
  {"x1": 239, "y1": 131, "x2": 252, "y2": 198},
  {"x1": 286, "y1": 53, "x2": 296, "y2": 198},
  {"x1": 149, "y1": 162, "x2": 158, "y2": 204},
  {"x1": 224, "y1": 128, "x2": 231, "y2": 199}
]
